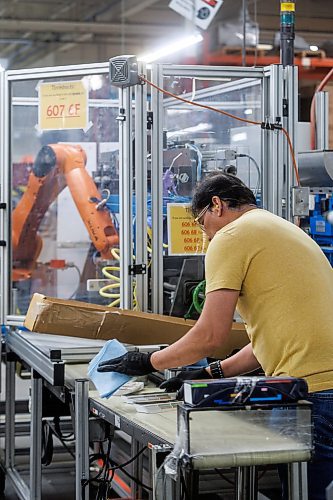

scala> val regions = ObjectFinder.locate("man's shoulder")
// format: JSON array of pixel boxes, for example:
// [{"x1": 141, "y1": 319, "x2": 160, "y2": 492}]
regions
[{"x1": 216, "y1": 209, "x2": 271, "y2": 236}]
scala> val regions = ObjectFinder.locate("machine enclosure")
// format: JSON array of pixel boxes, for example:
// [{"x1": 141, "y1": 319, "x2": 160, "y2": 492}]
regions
[
  {"x1": 24, "y1": 293, "x2": 249, "y2": 358},
  {"x1": 184, "y1": 377, "x2": 309, "y2": 407}
]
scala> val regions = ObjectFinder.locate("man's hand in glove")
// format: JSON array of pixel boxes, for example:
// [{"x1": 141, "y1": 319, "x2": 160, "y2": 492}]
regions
[
  {"x1": 159, "y1": 367, "x2": 212, "y2": 399},
  {"x1": 97, "y1": 352, "x2": 156, "y2": 376}
]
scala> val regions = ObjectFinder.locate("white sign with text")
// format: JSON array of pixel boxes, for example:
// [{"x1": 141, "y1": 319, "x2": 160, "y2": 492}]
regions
[{"x1": 169, "y1": 0, "x2": 224, "y2": 30}]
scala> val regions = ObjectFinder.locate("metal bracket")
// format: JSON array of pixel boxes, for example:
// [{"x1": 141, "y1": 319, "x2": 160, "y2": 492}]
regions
[
  {"x1": 147, "y1": 111, "x2": 153, "y2": 129},
  {"x1": 116, "y1": 107, "x2": 126, "y2": 122},
  {"x1": 49, "y1": 349, "x2": 62, "y2": 361},
  {"x1": 6, "y1": 351, "x2": 19, "y2": 363},
  {"x1": 0, "y1": 203, "x2": 6, "y2": 209},
  {"x1": 128, "y1": 264, "x2": 147, "y2": 276},
  {"x1": 261, "y1": 117, "x2": 282, "y2": 131},
  {"x1": 0, "y1": 241, "x2": 6, "y2": 247},
  {"x1": 291, "y1": 187, "x2": 310, "y2": 217},
  {"x1": 32, "y1": 369, "x2": 42, "y2": 379}
]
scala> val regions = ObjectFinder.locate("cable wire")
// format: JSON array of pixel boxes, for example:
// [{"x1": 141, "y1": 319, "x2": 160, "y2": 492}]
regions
[
  {"x1": 87, "y1": 443, "x2": 150, "y2": 499},
  {"x1": 214, "y1": 468, "x2": 235, "y2": 486},
  {"x1": 111, "y1": 461, "x2": 152, "y2": 491},
  {"x1": 139, "y1": 75, "x2": 300, "y2": 186},
  {"x1": 67, "y1": 264, "x2": 82, "y2": 300},
  {"x1": 192, "y1": 280, "x2": 206, "y2": 314},
  {"x1": 237, "y1": 153, "x2": 261, "y2": 197}
]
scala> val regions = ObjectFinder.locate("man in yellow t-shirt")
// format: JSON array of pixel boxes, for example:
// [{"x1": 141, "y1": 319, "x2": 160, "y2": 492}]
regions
[{"x1": 98, "y1": 173, "x2": 333, "y2": 499}]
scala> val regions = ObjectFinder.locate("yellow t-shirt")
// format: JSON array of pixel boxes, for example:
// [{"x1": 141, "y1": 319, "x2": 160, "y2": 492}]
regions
[{"x1": 205, "y1": 208, "x2": 333, "y2": 393}]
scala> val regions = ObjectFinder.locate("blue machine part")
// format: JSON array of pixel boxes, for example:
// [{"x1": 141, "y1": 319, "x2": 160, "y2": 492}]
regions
[
  {"x1": 105, "y1": 193, "x2": 192, "y2": 251},
  {"x1": 105, "y1": 194, "x2": 191, "y2": 218},
  {"x1": 309, "y1": 194, "x2": 333, "y2": 265}
]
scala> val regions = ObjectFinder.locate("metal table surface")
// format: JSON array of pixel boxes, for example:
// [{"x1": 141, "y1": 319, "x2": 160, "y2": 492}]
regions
[
  {"x1": 3, "y1": 330, "x2": 101, "y2": 500},
  {"x1": 89, "y1": 388, "x2": 176, "y2": 447},
  {"x1": 89, "y1": 392, "x2": 312, "y2": 468},
  {"x1": 6, "y1": 330, "x2": 105, "y2": 386},
  {"x1": 7, "y1": 331, "x2": 306, "y2": 457},
  {"x1": 3, "y1": 331, "x2": 311, "y2": 500},
  {"x1": 88, "y1": 391, "x2": 311, "y2": 500}
]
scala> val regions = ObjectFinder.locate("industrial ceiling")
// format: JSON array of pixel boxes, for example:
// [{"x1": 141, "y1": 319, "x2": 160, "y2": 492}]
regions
[{"x1": 0, "y1": 0, "x2": 332, "y2": 69}]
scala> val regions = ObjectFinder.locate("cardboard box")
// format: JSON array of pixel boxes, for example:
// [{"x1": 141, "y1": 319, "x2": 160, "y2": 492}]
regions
[{"x1": 24, "y1": 293, "x2": 249, "y2": 358}]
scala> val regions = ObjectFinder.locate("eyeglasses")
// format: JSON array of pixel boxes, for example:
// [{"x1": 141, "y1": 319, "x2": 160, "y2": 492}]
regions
[{"x1": 194, "y1": 204, "x2": 210, "y2": 230}]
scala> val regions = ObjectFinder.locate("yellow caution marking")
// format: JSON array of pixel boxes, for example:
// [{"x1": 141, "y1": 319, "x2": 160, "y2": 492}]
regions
[{"x1": 281, "y1": 3, "x2": 295, "y2": 11}]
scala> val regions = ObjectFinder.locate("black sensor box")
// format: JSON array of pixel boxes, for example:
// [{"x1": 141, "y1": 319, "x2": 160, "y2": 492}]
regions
[{"x1": 183, "y1": 376, "x2": 308, "y2": 407}]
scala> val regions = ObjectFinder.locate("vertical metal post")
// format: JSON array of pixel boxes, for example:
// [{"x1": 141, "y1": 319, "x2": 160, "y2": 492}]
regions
[
  {"x1": 149, "y1": 444, "x2": 176, "y2": 500},
  {"x1": 119, "y1": 87, "x2": 134, "y2": 309},
  {"x1": 150, "y1": 445, "x2": 158, "y2": 500},
  {"x1": 236, "y1": 466, "x2": 257, "y2": 500},
  {"x1": 151, "y1": 64, "x2": 164, "y2": 314},
  {"x1": 267, "y1": 64, "x2": 284, "y2": 217},
  {"x1": 75, "y1": 379, "x2": 89, "y2": 500},
  {"x1": 0, "y1": 70, "x2": 4, "y2": 394},
  {"x1": 148, "y1": 444, "x2": 183, "y2": 500},
  {"x1": 150, "y1": 445, "x2": 160, "y2": 500},
  {"x1": 288, "y1": 462, "x2": 308, "y2": 500},
  {"x1": 242, "y1": 0, "x2": 247, "y2": 66},
  {"x1": 315, "y1": 91, "x2": 329, "y2": 150},
  {"x1": 5, "y1": 356, "x2": 16, "y2": 468},
  {"x1": 261, "y1": 71, "x2": 270, "y2": 211},
  {"x1": 0, "y1": 70, "x2": 10, "y2": 328},
  {"x1": 135, "y1": 62, "x2": 148, "y2": 311},
  {"x1": 284, "y1": 64, "x2": 298, "y2": 221},
  {"x1": 30, "y1": 370, "x2": 43, "y2": 500},
  {"x1": 131, "y1": 438, "x2": 143, "y2": 498}
]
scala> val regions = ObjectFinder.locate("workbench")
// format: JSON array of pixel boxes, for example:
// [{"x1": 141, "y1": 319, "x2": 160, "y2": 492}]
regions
[
  {"x1": 2, "y1": 330, "x2": 312, "y2": 500},
  {"x1": 3, "y1": 330, "x2": 100, "y2": 500},
  {"x1": 89, "y1": 389, "x2": 312, "y2": 500}
]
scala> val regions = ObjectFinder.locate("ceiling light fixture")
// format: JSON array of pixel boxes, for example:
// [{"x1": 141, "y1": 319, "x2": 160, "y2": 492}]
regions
[
  {"x1": 309, "y1": 45, "x2": 319, "y2": 52},
  {"x1": 138, "y1": 33, "x2": 203, "y2": 63},
  {"x1": 257, "y1": 43, "x2": 273, "y2": 51}
]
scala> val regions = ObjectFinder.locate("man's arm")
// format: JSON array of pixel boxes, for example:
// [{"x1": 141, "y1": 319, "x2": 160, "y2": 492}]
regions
[
  {"x1": 207, "y1": 343, "x2": 261, "y2": 377},
  {"x1": 150, "y1": 288, "x2": 239, "y2": 370}
]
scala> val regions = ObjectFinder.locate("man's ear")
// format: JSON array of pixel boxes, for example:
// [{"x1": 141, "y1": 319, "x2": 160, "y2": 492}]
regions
[
  {"x1": 212, "y1": 195, "x2": 220, "y2": 207},
  {"x1": 212, "y1": 196, "x2": 222, "y2": 213}
]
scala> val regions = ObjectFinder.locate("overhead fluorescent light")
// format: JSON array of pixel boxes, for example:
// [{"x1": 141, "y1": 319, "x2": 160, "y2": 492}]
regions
[
  {"x1": 83, "y1": 75, "x2": 103, "y2": 91},
  {"x1": 138, "y1": 33, "x2": 203, "y2": 63},
  {"x1": 257, "y1": 43, "x2": 273, "y2": 51},
  {"x1": 309, "y1": 45, "x2": 319, "y2": 52}
]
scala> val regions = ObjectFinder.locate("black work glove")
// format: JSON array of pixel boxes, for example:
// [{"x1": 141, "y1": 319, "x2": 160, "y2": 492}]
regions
[
  {"x1": 159, "y1": 367, "x2": 212, "y2": 399},
  {"x1": 97, "y1": 352, "x2": 155, "y2": 376}
]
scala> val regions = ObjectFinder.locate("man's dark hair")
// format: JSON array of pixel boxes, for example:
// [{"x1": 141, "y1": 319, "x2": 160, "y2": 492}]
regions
[{"x1": 191, "y1": 172, "x2": 257, "y2": 216}]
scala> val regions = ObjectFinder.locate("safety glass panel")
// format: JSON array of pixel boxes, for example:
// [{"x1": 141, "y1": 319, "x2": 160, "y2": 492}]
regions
[
  {"x1": 10, "y1": 73, "x2": 121, "y2": 316},
  {"x1": 161, "y1": 74, "x2": 262, "y2": 319}
]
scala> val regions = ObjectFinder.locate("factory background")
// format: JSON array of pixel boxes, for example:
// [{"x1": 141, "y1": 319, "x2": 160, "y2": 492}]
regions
[
  {"x1": 1, "y1": 0, "x2": 332, "y2": 144},
  {"x1": 0, "y1": 1, "x2": 332, "y2": 499}
]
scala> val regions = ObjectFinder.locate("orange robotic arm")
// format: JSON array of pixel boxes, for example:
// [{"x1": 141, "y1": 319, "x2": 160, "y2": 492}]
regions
[{"x1": 12, "y1": 144, "x2": 119, "y2": 280}]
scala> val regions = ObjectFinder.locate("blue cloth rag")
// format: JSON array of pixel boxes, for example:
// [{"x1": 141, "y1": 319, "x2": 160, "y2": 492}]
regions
[{"x1": 87, "y1": 339, "x2": 131, "y2": 398}]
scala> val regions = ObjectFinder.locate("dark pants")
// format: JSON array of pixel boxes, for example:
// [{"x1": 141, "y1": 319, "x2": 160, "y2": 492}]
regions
[{"x1": 280, "y1": 390, "x2": 333, "y2": 500}]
